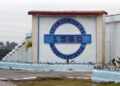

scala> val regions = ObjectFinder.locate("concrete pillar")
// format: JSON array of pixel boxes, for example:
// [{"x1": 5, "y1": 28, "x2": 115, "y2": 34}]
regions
[
  {"x1": 32, "y1": 15, "x2": 38, "y2": 64},
  {"x1": 97, "y1": 14, "x2": 106, "y2": 66}
]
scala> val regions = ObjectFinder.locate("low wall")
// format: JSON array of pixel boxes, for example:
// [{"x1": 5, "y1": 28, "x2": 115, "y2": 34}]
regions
[
  {"x1": 92, "y1": 70, "x2": 120, "y2": 83},
  {"x1": 0, "y1": 62, "x2": 94, "y2": 71}
]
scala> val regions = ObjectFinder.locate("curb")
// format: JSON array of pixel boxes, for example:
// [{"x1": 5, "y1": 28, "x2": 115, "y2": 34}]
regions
[{"x1": 0, "y1": 77, "x2": 37, "y2": 82}]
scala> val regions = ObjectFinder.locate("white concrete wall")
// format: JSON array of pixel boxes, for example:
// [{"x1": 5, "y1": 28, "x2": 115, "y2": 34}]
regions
[
  {"x1": 105, "y1": 20, "x2": 120, "y2": 64},
  {"x1": 3, "y1": 15, "x2": 120, "y2": 65},
  {"x1": 105, "y1": 23, "x2": 111, "y2": 64},
  {"x1": 2, "y1": 37, "x2": 32, "y2": 63},
  {"x1": 39, "y1": 16, "x2": 97, "y2": 63}
]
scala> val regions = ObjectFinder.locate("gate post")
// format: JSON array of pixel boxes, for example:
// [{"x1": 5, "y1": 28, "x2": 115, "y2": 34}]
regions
[
  {"x1": 97, "y1": 14, "x2": 106, "y2": 66},
  {"x1": 32, "y1": 15, "x2": 38, "y2": 64}
]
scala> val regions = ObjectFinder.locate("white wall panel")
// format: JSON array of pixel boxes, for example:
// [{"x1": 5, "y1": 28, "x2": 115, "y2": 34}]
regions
[
  {"x1": 2, "y1": 38, "x2": 32, "y2": 63},
  {"x1": 39, "y1": 16, "x2": 97, "y2": 63},
  {"x1": 110, "y1": 22, "x2": 120, "y2": 58},
  {"x1": 106, "y1": 21, "x2": 120, "y2": 63}
]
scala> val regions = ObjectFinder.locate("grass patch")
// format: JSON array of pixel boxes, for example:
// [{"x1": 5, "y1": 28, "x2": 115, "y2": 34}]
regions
[{"x1": 14, "y1": 77, "x2": 120, "y2": 86}]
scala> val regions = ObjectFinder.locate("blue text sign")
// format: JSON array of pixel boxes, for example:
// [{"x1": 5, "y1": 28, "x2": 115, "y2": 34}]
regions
[{"x1": 44, "y1": 35, "x2": 91, "y2": 43}]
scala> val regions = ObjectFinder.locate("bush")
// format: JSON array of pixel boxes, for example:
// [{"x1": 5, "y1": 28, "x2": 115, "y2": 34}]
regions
[{"x1": 25, "y1": 41, "x2": 32, "y2": 51}]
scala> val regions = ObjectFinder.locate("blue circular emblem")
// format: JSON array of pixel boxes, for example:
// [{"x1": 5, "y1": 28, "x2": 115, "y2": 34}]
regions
[{"x1": 49, "y1": 18, "x2": 87, "y2": 60}]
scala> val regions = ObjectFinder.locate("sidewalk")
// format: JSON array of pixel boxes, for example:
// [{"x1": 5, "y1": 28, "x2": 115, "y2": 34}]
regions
[
  {"x1": 0, "y1": 69, "x2": 92, "y2": 86},
  {"x1": 0, "y1": 80, "x2": 15, "y2": 86},
  {"x1": 0, "y1": 69, "x2": 92, "y2": 80}
]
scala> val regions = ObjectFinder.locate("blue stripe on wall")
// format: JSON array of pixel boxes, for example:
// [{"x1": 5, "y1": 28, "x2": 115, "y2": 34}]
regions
[{"x1": 37, "y1": 16, "x2": 40, "y2": 64}]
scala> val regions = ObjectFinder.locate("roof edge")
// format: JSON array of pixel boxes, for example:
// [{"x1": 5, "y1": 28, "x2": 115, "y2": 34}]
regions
[{"x1": 28, "y1": 11, "x2": 107, "y2": 16}]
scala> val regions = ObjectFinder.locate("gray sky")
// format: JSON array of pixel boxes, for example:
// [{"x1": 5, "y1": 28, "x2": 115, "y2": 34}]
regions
[{"x1": 0, "y1": 0, "x2": 120, "y2": 43}]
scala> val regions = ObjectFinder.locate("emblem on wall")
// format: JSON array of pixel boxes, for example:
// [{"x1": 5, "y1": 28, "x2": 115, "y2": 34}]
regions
[{"x1": 44, "y1": 18, "x2": 91, "y2": 60}]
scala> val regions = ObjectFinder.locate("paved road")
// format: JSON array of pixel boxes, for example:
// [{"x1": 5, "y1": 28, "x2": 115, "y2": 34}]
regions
[
  {"x1": 0, "y1": 69, "x2": 92, "y2": 79},
  {"x1": 0, "y1": 69, "x2": 92, "y2": 86},
  {"x1": 0, "y1": 80, "x2": 16, "y2": 86}
]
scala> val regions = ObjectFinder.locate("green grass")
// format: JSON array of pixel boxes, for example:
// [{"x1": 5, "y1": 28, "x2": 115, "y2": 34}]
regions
[{"x1": 14, "y1": 77, "x2": 120, "y2": 86}]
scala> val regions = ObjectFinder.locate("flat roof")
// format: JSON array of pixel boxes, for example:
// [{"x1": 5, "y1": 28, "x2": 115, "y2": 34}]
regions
[
  {"x1": 106, "y1": 14, "x2": 120, "y2": 23},
  {"x1": 28, "y1": 11, "x2": 107, "y2": 16}
]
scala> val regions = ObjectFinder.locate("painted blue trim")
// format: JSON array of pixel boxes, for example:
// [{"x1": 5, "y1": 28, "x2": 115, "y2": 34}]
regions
[
  {"x1": 0, "y1": 62, "x2": 94, "y2": 71},
  {"x1": 95, "y1": 18, "x2": 97, "y2": 64},
  {"x1": 34, "y1": 62, "x2": 96, "y2": 64},
  {"x1": 37, "y1": 16, "x2": 40, "y2": 64},
  {"x1": 2, "y1": 61, "x2": 32, "y2": 64},
  {"x1": 92, "y1": 70, "x2": 120, "y2": 83},
  {"x1": 2, "y1": 61, "x2": 96, "y2": 65}
]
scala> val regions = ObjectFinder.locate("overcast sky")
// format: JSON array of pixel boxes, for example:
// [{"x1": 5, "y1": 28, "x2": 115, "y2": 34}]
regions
[{"x1": 0, "y1": 0, "x2": 120, "y2": 43}]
